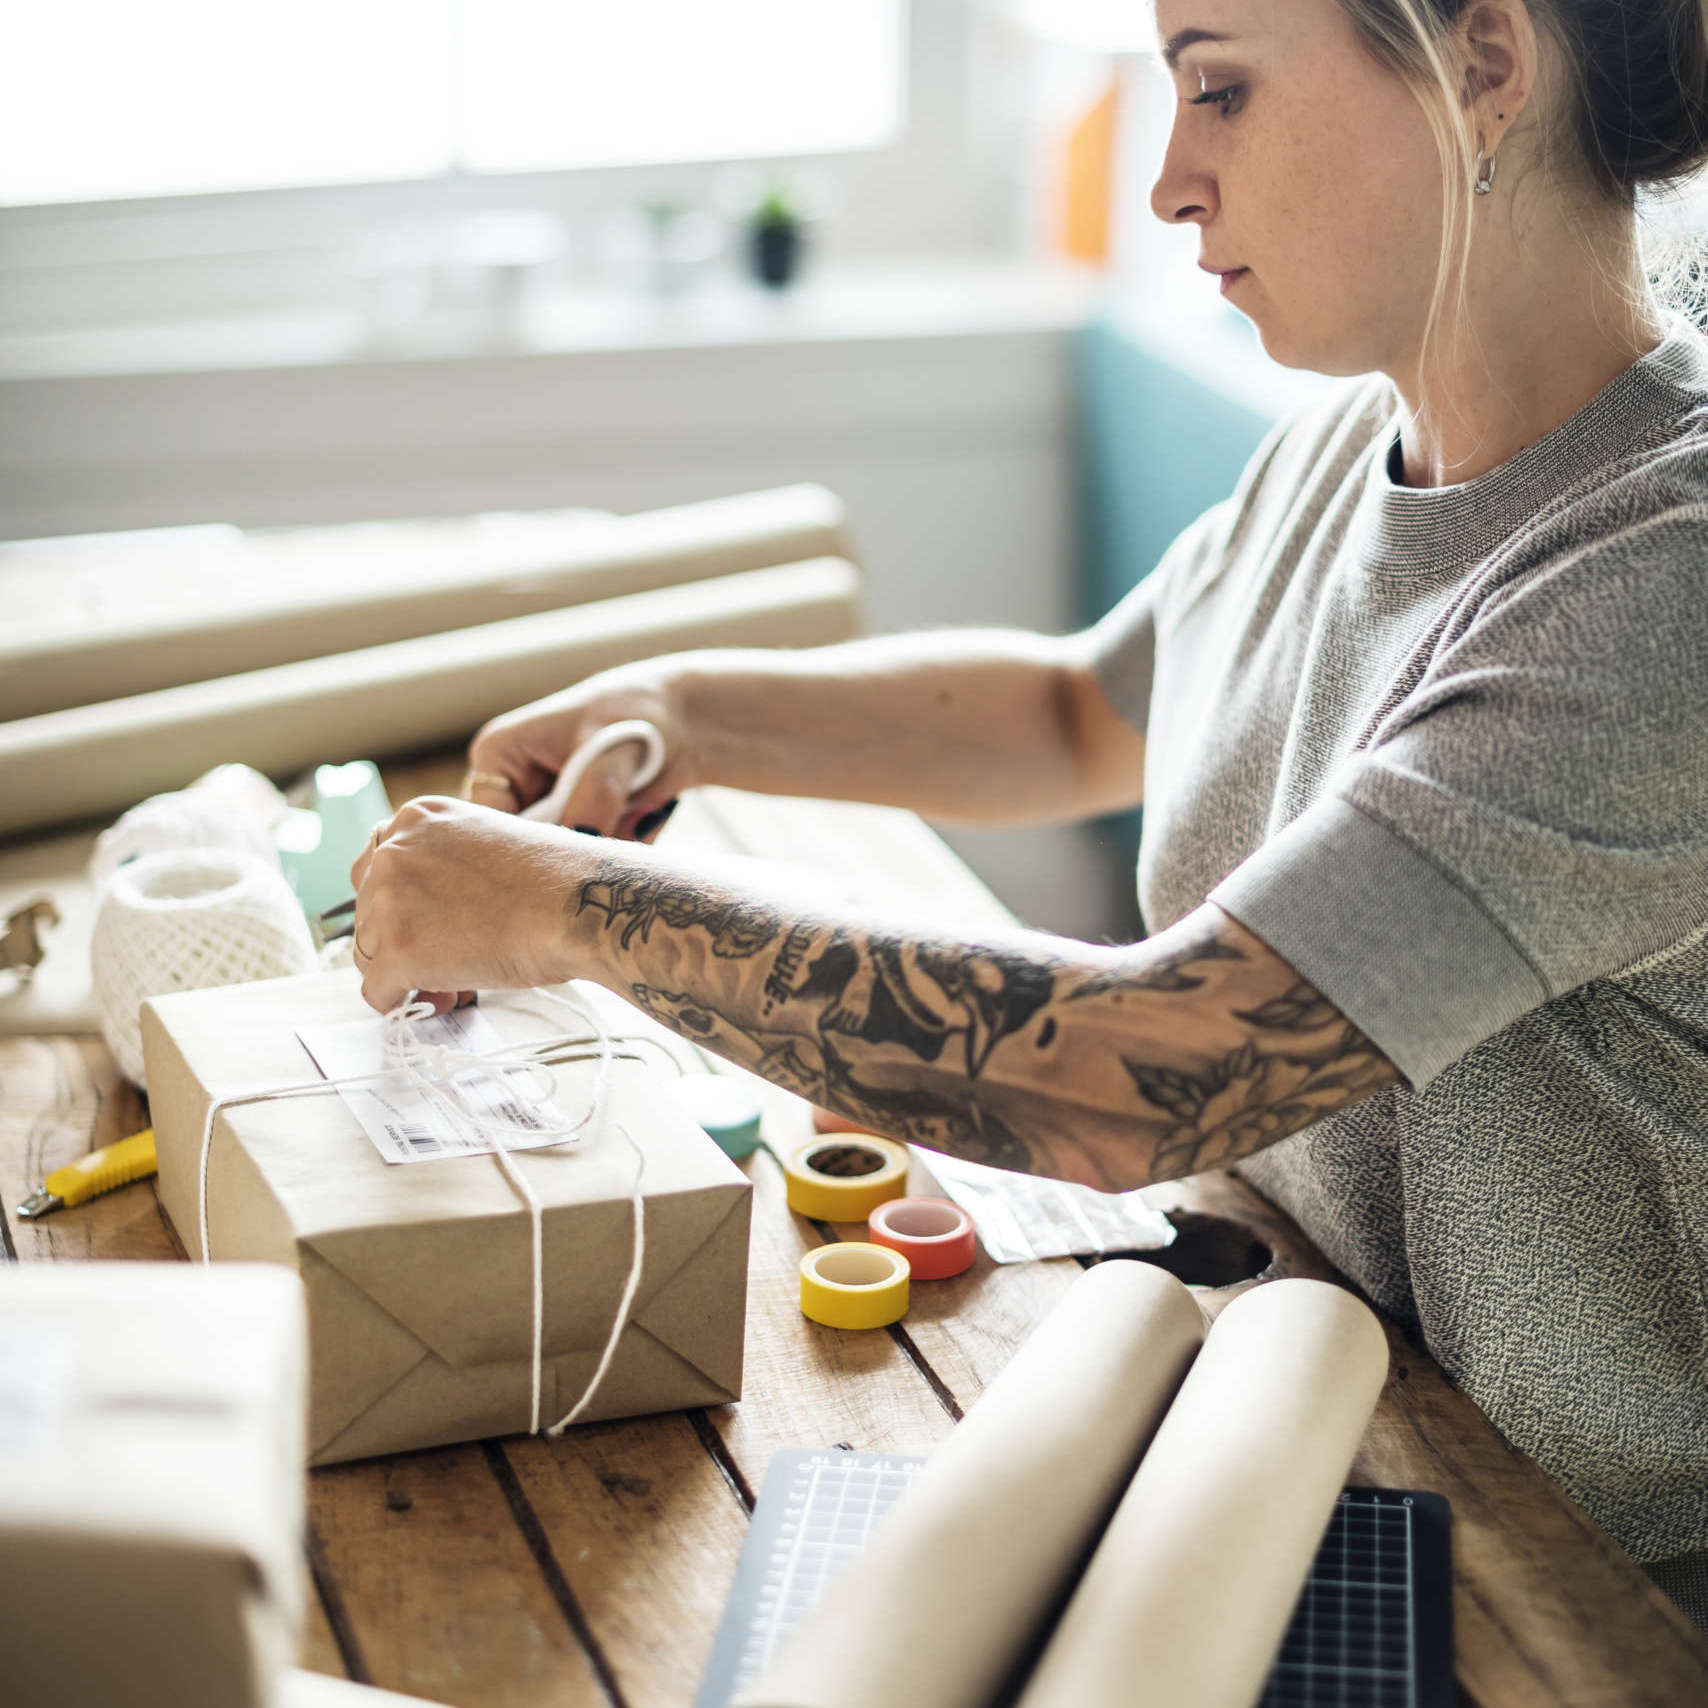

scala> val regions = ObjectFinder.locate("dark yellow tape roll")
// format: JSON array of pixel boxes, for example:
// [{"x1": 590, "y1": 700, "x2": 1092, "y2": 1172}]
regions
[{"x1": 784, "y1": 1135, "x2": 910, "y2": 1222}]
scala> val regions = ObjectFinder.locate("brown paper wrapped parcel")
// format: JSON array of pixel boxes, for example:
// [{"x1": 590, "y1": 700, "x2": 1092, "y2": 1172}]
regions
[
  {"x1": 142, "y1": 971, "x2": 751, "y2": 1464},
  {"x1": 0, "y1": 1263, "x2": 306, "y2": 1708}
]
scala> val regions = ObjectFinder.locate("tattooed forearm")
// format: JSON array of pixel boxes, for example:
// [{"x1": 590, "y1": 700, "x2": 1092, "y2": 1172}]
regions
[
  {"x1": 1068, "y1": 932, "x2": 1246, "y2": 996},
  {"x1": 578, "y1": 868, "x2": 776, "y2": 958},
  {"x1": 762, "y1": 922, "x2": 818, "y2": 1013},
  {"x1": 1124, "y1": 1024, "x2": 1395, "y2": 1178},
  {"x1": 569, "y1": 851, "x2": 1399, "y2": 1190}
]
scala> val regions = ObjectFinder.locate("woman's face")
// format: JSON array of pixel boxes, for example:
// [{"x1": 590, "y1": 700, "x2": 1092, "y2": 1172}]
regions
[{"x1": 1151, "y1": 0, "x2": 1450, "y2": 378}]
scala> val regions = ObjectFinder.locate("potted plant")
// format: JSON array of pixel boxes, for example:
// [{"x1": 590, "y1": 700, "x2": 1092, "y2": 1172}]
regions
[{"x1": 748, "y1": 185, "x2": 805, "y2": 289}]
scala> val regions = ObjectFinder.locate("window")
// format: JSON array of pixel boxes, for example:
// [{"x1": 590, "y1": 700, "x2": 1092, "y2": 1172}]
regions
[{"x1": 0, "y1": 1, "x2": 907, "y2": 207}]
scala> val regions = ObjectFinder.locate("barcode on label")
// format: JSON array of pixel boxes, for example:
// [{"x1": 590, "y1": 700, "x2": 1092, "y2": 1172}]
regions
[{"x1": 388, "y1": 1122, "x2": 444, "y2": 1156}]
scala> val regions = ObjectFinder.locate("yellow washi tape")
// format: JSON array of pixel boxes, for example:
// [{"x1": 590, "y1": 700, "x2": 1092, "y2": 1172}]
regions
[
  {"x1": 783, "y1": 1135, "x2": 910, "y2": 1222},
  {"x1": 799, "y1": 1242, "x2": 911, "y2": 1330}
]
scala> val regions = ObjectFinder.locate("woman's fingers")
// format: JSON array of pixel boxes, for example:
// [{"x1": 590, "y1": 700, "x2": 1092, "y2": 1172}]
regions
[
  {"x1": 353, "y1": 928, "x2": 413, "y2": 1015},
  {"x1": 557, "y1": 742, "x2": 643, "y2": 835},
  {"x1": 346, "y1": 796, "x2": 585, "y2": 1012},
  {"x1": 347, "y1": 810, "x2": 396, "y2": 894},
  {"x1": 350, "y1": 807, "x2": 420, "y2": 1011},
  {"x1": 360, "y1": 965, "x2": 415, "y2": 1014},
  {"x1": 465, "y1": 721, "x2": 559, "y2": 817},
  {"x1": 463, "y1": 772, "x2": 522, "y2": 813}
]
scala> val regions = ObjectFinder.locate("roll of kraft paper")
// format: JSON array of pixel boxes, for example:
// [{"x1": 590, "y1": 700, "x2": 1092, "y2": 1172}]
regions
[
  {"x1": 1015, "y1": 1278, "x2": 1390, "y2": 1708},
  {"x1": 736, "y1": 1260, "x2": 1207, "y2": 1708},
  {"x1": 0, "y1": 557, "x2": 860, "y2": 838},
  {"x1": 0, "y1": 484, "x2": 850, "y2": 721}
]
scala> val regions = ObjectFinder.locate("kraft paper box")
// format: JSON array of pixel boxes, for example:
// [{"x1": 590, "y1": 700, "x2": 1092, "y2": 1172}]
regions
[
  {"x1": 141, "y1": 971, "x2": 751, "y2": 1465},
  {"x1": 281, "y1": 1670, "x2": 450, "y2": 1708},
  {"x1": 0, "y1": 1263, "x2": 307, "y2": 1708}
]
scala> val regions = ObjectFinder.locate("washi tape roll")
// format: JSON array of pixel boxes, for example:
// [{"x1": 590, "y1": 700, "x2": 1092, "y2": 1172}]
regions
[
  {"x1": 784, "y1": 1135, "x2": 910, "y2": 1222},
  {"x1": 800, "y1": 1242, "x2": 911, "y2": 1330},
  {"x1": 667, "y1": 1073, "x2": 764, "y2": 1159},
  {"x1": 868, "y1": 1196, "x2": 978, "y2": 1280}
]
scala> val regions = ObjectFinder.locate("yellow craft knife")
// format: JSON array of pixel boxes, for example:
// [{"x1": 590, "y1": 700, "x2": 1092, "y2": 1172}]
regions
[{"x1": 17, "y1": 1129, "x2": 157, "y2": 1219}]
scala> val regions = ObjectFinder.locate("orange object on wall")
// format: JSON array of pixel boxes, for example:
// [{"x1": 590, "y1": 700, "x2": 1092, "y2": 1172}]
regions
[{"x1": 1057, "y1": 70, "x2": 1120, "y2": 266}]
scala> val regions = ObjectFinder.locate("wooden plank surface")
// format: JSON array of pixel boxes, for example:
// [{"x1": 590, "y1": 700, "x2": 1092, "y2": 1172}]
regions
[
  {"x1": 308, "y1": 1448, "x2": 611, "y2": 1708},
  {"x1": 3, "y1": 754, "x2": 1705, "y2": 1708},
  {"x1": 497, "y1": 1415, "x2": 749, "y2": 1708}
]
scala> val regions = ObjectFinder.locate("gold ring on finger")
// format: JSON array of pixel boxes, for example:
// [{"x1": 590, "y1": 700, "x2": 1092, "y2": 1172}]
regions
[
  {"x1": 353, "y1": 926, "x2": 379, "y2": 964},
  {"x1": 461, "y1": 769, "x2": 517, "y2": 802}
]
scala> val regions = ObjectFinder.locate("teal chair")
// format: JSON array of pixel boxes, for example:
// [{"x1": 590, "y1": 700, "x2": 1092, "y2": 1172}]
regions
[{"x1": 1074, "y1": 313, "x2": 1276, "y2": 626}]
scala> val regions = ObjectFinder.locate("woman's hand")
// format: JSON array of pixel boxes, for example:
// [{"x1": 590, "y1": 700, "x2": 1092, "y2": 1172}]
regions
[
  {"x1": 348, "y1": 797, "x2": 593, "y2": 1013},
  {"x1": 463, "y1": 662, "x2": 693, "y2": 836}
]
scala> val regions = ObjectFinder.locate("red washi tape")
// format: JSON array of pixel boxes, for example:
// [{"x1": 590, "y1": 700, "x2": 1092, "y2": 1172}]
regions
[
  {"x1": 867, "y1": 1196, "x2": 977, "y2": 1280},
  {"x1": 812, "y1": 1104, "x2": 884, "y2": 1136}
]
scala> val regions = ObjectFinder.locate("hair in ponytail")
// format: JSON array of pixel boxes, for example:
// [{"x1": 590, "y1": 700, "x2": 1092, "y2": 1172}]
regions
[
  {"x1": 1548, "y1": 0, "x2": 1708, "y2": 198},
  {"x1": 1330, "y1": 1, "x2": 1708, "y2": 356},
  {"x1": 1335, "y1": 0, "x2": 1708, "y2": 202}
]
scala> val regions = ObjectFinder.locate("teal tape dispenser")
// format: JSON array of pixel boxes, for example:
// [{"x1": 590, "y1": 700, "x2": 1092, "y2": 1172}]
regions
[{"x1": 276, "y1": 760, "x2": 393, "y2": 921}]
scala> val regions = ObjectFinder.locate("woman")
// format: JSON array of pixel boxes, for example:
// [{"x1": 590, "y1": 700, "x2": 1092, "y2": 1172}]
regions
[{"x1": 351, "y1": 0, "x2": 1708, "y2": 1616}]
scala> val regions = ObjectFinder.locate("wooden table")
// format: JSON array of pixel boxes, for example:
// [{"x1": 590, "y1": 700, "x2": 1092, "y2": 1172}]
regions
[{"x1": 5, "y1": 753, "x2": 1706, "y2": 1708}]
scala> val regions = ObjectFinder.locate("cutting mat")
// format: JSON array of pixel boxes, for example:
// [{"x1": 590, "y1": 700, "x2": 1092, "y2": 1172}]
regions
[{"x1": 697, "y1": 1449, "x2": 1453, "y2": 1708}]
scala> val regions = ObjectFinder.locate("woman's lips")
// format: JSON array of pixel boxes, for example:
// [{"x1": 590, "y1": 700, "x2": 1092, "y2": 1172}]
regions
[{"x1": 1207, "y1": 266, "x2": 1249, "y2": 295}]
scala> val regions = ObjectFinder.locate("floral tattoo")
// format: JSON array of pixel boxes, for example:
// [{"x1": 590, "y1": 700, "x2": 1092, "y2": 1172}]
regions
[{"x1": 570, "y1": 861, "x2": 1397, "y2": 1189}]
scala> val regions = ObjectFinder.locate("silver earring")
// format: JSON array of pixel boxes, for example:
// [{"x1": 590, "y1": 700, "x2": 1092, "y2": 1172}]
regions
[{"x1": 1473, "y1": 148, "x2": 1499, "y2": 196}]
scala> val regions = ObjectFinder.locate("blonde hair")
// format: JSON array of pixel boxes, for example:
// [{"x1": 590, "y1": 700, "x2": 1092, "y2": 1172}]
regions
[
  {"x1": 1337, "y1": 1, "x2": 1481, "y2": 392},
  {"x1": 1333, "y1": 0, "x2": 1708, "y2": 372}
]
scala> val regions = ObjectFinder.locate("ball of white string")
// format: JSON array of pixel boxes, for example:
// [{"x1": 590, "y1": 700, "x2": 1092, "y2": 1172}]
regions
[
  {"x1": 90, "y1": 763, "x2": 286, "y2": 891},
  {"x1": 92, "y1": 847, "x2": 318, "y2": 1087}
]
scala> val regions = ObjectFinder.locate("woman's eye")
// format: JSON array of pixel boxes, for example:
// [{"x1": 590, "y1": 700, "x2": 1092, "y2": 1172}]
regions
[{"x1": 1188, "y1": 84, "x2": 1245, "y2": 118}]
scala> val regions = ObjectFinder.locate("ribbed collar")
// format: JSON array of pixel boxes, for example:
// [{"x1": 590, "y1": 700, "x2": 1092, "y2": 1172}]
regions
[{"x1": 1354, "y1": 319, "x2": 1708, "y2": 576}]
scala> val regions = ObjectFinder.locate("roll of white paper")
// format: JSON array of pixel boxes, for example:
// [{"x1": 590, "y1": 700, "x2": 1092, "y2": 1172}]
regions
[{"x1": 91, "y1": 848, "x2": 318, "y2": 1087}]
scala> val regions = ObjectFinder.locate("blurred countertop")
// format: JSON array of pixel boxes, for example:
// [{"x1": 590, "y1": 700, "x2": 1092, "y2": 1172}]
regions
[{"x1": 0, "y1": 259, "x2": 1106, "y2": 384}]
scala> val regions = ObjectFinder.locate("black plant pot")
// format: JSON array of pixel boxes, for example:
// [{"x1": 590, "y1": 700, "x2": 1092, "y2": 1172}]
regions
[{"x1": 750, "y1": 219, "x2": 803, "y2": 289}]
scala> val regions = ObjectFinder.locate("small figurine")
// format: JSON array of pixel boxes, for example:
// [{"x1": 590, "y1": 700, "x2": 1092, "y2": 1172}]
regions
[{"x1": 0, "y1": 895, "x2": 59, "y2": 986}]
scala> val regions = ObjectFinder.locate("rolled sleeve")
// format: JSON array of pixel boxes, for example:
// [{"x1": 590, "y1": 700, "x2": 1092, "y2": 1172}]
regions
[
  {"x1": 1211, "y1": 794, "x2": 1550, "y2": 1090},
  {"x1": 1214, "y1": 512, "x2": 1708, "y2": 1088}
]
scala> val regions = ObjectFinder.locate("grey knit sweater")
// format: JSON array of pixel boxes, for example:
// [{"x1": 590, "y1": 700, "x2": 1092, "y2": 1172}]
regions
[{"x1": 1091, "y1": 325, "x2": 1708, "y2": 1567}]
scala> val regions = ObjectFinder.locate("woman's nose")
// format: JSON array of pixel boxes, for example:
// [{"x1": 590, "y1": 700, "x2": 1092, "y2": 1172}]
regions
[{"x1": 1151, "y1": 126, "x2": 1217, "y2": 226}]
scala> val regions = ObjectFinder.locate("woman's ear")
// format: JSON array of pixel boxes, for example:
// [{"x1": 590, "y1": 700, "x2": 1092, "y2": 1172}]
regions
[{"x1": 1457, "y1": 0, "x2": 1538, "y2": 150}]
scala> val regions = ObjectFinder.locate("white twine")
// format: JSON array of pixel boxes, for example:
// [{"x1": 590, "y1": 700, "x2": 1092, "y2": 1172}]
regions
[
  {"x1": 93, "y1": 848, "x2": 318, "y2": 1088},
  {"x1": 186, "y1": 720, "x2": 674, "y2": 1434},
  {"x1": 91, "y1": 763, "x2": 286, "y2": 891},
  {"x1": 196, "y1": 984, "x2": 660, "y2": 1439}
]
